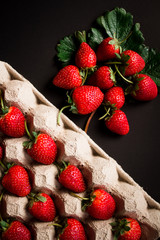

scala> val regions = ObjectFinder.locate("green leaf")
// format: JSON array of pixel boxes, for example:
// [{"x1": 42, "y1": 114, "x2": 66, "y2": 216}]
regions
[
  {"x1": 87, "y1": 7, "x2": 145, "y2": 53},
  {"x1": 88, "y1": 27, "x2": 104, "y2": 49},
  {"x1": 141, "y1": 47, "x2": 160, "y2": 89},
  {"x1": 97, "y1": 8, "x2": 133, "y2": 41},
  {"x1": 56, "y1": 35, "x2": 77, "y2": 66},
  {"x1": 122, "y1": 23, "x2": 145, "y2": 54}
]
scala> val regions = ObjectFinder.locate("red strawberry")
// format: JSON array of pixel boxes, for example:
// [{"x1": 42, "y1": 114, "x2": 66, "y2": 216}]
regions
[
  {"x1": 0, "y1": 106, "x2": 26, "y2": 138},
  {"x1": 2, "y1": 165, "x2": 31, "y2": 197},
  {"x1": 104, "y1": 86, "x2": 125, "y2": 109},
  {"x1": 111, "y1": 217, "x2": 141, "y2": 240},
  {"x1": 131, "y1": 74, "x2": 158, "y2": 101},
  {"x1": 121, "y1": 50, "x2": 145, "y2": 76},
  {"x1": 96, "y1": 37, "x2": 120, "y2": 62},
  {"x1": 53, "y1": 65, "x2": 82, "y2": 90},
  {"x1": 58, "y1": 162, "x2": 86, "y2": 193},
  {"x1": 105, "y1": 109, "x2": 129, "y2": 135},
  {"x1": 87, "y1": 66, "x2": 115, "y2": 90},
  {"x1": 1, "y1": 220, "x2": 31, "y2": 240},
  {"x1": 23, "y1": 131, "x2": 57, "y2": 165},
  {"x1": 59, "y1": 218, "x2": 87, "y2": 240},
  {"x1": 75, "y1": 42, "x2": 97, "y2": 68},
  {"x1": 72, "y1": 85, "x2": 104, "y2": 114},
  {"x1": 82, "y1": 189, "x2": 116, "y2": 220},
  {"x1": 28, "y1": 192, "x2": 56, "y2": 222}
]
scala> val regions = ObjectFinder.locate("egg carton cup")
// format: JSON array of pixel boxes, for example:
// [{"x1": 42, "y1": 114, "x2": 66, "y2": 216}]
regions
[{"x1": 0, "y1": 61, "x2": 160, "y2": 240}]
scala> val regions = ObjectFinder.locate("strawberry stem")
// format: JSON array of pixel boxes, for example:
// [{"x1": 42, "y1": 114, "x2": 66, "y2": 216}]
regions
[
  {"x1": 48, "y1": 222, "x2": 63, "y2": 228},
  {"x1": 99, "y1": 107, "x2": 111, "y2": 120},
  {"x1": 57, "y1": 105, "x2": 71, "y2": 125},
  {"x1": 115, "y1": 64, "x2": 133, "y2": 84},
  {"x1": 106, "y1": 61, "x2": 122, "y2": 65},
  {"x1": 70, "y1": 192, "x2": 89, "y2": 201},
  {"x1": 0, "y1": 161, "x2": 7, "y2": 171},
  {"x1": 119, "y1": 31, "x2": 133, "y2": 44},
  {"x1": 24, "y1": 121, "x2": 34, "y2": 140},
  {"x1": 84, "y1": 110, "x2": 96, "y2": 133}
]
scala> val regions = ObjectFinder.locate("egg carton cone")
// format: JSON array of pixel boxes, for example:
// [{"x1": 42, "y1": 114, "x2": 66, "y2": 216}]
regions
[{"x1": 0, "y1": 60, "x2": 160, "y2": 239}]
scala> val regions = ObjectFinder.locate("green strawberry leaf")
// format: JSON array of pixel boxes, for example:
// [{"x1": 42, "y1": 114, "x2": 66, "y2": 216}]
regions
[
  {"x1": 56, "y1": 34, "x2": 78, "y2": 66},
  {"x1": 87, "y1": 7, "x2": 145, "y2": 54},
  {"x1": 141, "y1": 47, "x2": 160, "y2": 90},
  {"x1": 88, "y1": 28, "x2": 104, "y2": 49}
]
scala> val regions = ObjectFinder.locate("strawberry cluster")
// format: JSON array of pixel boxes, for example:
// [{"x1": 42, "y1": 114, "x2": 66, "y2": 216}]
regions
[
  {"x1": 0, "y1": 91, "x2": 142, "y2": 239},
  {"x1": 53, "y1": 35, "x2": 158, "y2": 136}
]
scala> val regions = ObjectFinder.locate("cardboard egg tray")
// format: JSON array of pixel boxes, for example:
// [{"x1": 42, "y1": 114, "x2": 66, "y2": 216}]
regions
[{"x1": 0, "y1": 61, "x2": 160, "y2": 239}]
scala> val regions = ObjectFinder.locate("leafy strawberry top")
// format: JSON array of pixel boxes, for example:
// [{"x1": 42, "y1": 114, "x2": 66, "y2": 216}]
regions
[{"x1": 56, "y1": 7, "x2": 160, "y2": 90}]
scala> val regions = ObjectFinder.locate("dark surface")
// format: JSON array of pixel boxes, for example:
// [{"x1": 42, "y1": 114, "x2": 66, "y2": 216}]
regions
[{"x1": 0, "y1": 1, "x2": 160, "y2": 204}]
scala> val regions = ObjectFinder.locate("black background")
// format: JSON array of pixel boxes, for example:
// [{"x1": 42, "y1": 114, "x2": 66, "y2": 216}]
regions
[{"x1": 0, "y1": 1, "x2": 160, "y2": 205}]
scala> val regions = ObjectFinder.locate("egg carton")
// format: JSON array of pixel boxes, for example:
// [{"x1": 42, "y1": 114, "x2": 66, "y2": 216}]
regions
[{"x1": 0, "y1": 61, "x2": 160, "y2": 239}]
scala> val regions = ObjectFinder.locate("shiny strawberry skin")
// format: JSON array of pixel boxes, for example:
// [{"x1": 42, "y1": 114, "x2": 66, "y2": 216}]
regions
[
  {"x1": 119, "y1": 218, "x2": 141, "y2": 240},
  {"x1": 96, "y1": 37, "x2": 120, "y2": 61},
  {"x1": 86, "y1": 189, "x2": 116, "y2": 220},
  {"x1": 53, "y1": 65, "x2": 82, "y2": 89},
  {"x1": 122, "y1": 50, "x2": 145, "y2": 76},
  {"x1": 75, "y1": 42, "x2": 97, "y2": 68},
  {"x1": 105, "y1": 109, "x2": 129, "y2": 135},
  {"x1": 0, "y1": 106, "x2": 26, "y2": 138},
  {"x1": 87, "y1": 66, "x2": 114, "y2": 90},
  {"x1": 2, "y1": 165, "x2": 31, "y2": 197},
  {"x1": 2, "y1": 221, "x2": 31, "y2": 240},
  {"x1": 72, "y1": 85, "x2": 104, "y2": 114},
  {"x1": 58, "y1": 165, "x2": 86, "y2": 193},
  {"x1": 104, "y1": 86, "x2": 125, "y2": 109},
  {"x1": 28, "y1": 193, "x2": 56, "y2": 222},
  {"x1": 131, "y1": 74, "x2": 158, "y2": 101},
  {"x1": 59, "y1": 218, "x2": 87, "y2": 240},
  {"x1": 27, "y1": 133, "x2": 57, "y2": 165}
]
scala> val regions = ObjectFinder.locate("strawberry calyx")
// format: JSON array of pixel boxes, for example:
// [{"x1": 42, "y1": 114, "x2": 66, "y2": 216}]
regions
[
  {"x1": 57, "y1": 161, "x2": 70, "y2": 175},
  {"x1": 27, "y1": 192, "x2": 47, "y2": 208},
  {"x1": 23, "y1": 121, "x2": 40, "y2": 149},
  {"x1": 108, "y1": 37, "x2": 121, "y2": 52},
  {"x1": 80, "y1": 190, "x2": 96, "y2": 212},
  {"x1": 57, "y1": 92, "x2": 78, "y2": 125},
  {"x1": 110, "y1": 218, "x2": 131, "y2": 240},
  {"x1": 125, "y1": 75, "x2": 145, "y2": 95},
  {"x1": 0, "y1": 90, "x2": 9, "y2": 116},
  {"x1": 99, "y1": 104, "x2": 116, "y2": 121},
  {"x1": 75, "y1": 30, "x2": 87, "y2": 44},
  {"x1": 48, "y1": 217, "x2": 68, "y2": 238},
  {"x1": 0, "y1": 219, "x2": 10, "y2": 232},
  {"x1": 0, "y1": 160, "x2": 14, "y2": 174}
]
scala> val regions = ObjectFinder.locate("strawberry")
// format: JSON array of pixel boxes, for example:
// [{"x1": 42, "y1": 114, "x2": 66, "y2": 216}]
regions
[
  {"x1": 105, "y1": 109, "x2": 129, "y2": 135},
  {"x1": 23, "y1": 129, "x2": 57, "y2": 165},
  {"x1": 53, "y1": 65, "x2": 82, "y2": 90},
  {"x1": 58, "y1": 162, "x2": 86, "y2": 193},
  {"x1": 1, "y1": 220, "x2": 31, "y2": 240},
  {"x1": 58, "y1": 218, "x2": 87, "y2": 240},
  {"x1": 131, "y1": 74, "x2": 158, "y2": 101},
  {"x1": 2, "y1": 165, "x2": 31, "y2": 197},
  {"x1": 120, "y1": 50, "x2": 145, "y2": 76},
  {"x1": 104, "y1": 86, "x2": 125, "y2": 109},
  {"x1": 28, "y1": 192, "x2": 56, "y2": 222},
  {"x1": 96, "y1": 37, "x2": 120, "y2": 62},
  {"x1": 87, "y1": 66, "x2": 115, "y2": 90},
  {"x1": 0, "y1": 106, "x2": 26, "y2": 138},
  {"x1": 111, "y1": 217, "x2": 141, "y2": 240},
  {"x1": 82, "y1": 189, "x2": 116, "y2": 220},
  {"x1": 75, "y1": 42, "x2": 97, "y2": 68},
  {"x1": 71, "y1": 85, "x2": 104, "y2": 114}
]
